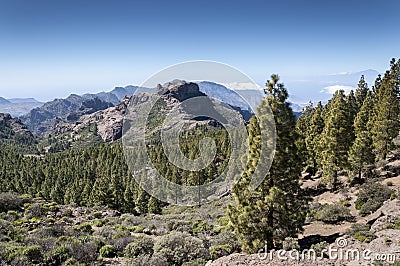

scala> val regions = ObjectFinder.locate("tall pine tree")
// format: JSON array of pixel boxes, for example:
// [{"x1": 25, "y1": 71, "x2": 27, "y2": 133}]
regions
[
  {"x1": 228, "y1": 74, "x2": 307, "y2": 252},
  {"x1": 319, "y1": 90, "x2": 353, "y2": 189},
  {"x1": 349, "y1": 91, "x2": 374, "y2": 180},
  {"x1": 369, "y1": 58, "x2": 400, "y2": 160},
  {"x1": 306, "y1": 101, "x2": 325, "y2": 174}
]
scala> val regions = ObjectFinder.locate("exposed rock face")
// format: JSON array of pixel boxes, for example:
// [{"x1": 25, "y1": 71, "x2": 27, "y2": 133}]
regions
[
  {"x1": 66, "y1": 97, "x2": 114, "y2": 122},
  {"x1": 54, "y1": 96, "x2": 131, "y2": 142},
  {"x1": 158, "y1": 81, "x2": 207, "y2": 101},
  {"x1": 94, "y1": 96, "x2": 131, "y2": 141},
  {"x1": 0, "y1": 113, "x2": 33, "y2": 137},
  {"x1": 21, "y1": 85, "x2": 141, "y2": 135},
  {"x1": 48, "y1": 81, "x2": 247, "y2": 143}
]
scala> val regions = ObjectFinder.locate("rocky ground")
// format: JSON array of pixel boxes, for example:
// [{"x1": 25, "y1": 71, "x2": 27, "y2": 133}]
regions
[{"x1": 207, "y1": 155, "x2": 400, "y2": 266}]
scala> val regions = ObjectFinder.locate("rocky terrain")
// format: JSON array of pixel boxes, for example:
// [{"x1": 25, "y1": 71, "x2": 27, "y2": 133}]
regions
[
  {"x1": 20, "y1": 86, "x2": 140, "y2": 135},
  {"x1": 206, "y1": 154, "x2": 400, "y2": 266},
  {"x1": 0, "y1": 113, "x2": 33, "y2": 137},
  {"x1": 0, "y1": 98, "x2": 43, "y2": 118}
]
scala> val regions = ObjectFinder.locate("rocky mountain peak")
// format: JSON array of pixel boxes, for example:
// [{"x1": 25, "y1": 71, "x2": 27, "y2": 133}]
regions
[{"x1": 157, "y1": 81, "x2": 206, "y2": 102}]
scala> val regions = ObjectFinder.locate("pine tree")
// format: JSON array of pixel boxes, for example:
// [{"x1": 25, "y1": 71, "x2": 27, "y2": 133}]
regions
[
  {"x1": 345, "y1": 90, "x2": 358, "y2": 143},
  {"x1": 305, "y1": 102, "x2": 324, "y2": 174},
  {"x1": 348, "y1": 92, "x2": 374, "y2": 180},
  {"x1": 355, "y1": 75, "x2": 369, "y2": 111},
  {"x1": 296, "y1": 102, "x2": 314, "y2": 171},
  {"x1": 320, "y1": 90, "x2": 353, "y2": 189},
  {"x1": 228, "y1": 74, "x2": 307, "y2": 252},
  {"x1": 369, "y1": 58, "x2": 400, "y2": 160}
]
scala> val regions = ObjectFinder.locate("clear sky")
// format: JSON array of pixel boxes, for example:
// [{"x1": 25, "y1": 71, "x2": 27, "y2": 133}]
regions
[{"x1": 0, "y1": 0, "x2": 399, "y2": 101}]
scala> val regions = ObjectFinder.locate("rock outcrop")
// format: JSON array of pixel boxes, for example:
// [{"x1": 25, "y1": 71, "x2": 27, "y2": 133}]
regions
[{"x1": 0, "y1": 113, "x2": 33, "y2": 137}]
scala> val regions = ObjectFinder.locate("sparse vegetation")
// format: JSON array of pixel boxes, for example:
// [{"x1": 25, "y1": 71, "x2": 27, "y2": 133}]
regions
[
  {"x1": 355, "y1": 183, "x2": 393, "y2": 216},
  {"x1": 316, "y1": 203, "x2": 353, "y2": 224}
]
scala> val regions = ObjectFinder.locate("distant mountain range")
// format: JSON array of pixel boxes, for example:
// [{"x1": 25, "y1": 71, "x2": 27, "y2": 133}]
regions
[
  {"x1": 14, "y1": 82, "x2": 256, "y2": 135},
  {"x1": 2, "y1": 80, "x2": 307, "y2": 136},
  {"x1": 20, "y1": 86, "x2": 141, "y2": 135},
  {"x1": 0, "y1": 97, "x2": 44, "y2": 117}
]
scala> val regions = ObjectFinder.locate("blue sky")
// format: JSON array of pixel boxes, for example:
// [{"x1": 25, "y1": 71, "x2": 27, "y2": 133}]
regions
[{"x1": 0, "y1": 0, "x2": 399, "y2": 101}]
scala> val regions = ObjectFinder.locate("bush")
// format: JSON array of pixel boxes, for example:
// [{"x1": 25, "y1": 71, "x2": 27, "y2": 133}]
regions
[
  {"x1": 282, "y1": 237, "x2": 300, "y2": 251},
  {"x1": 310, "y1": 241, "x2": 328, "y2": 258},
  {"x1": 182, "y1": 258, "x2": 208, "y2": 266},
  {"x1": 153, "y1": 232, "x2": 208, "y2": 265},
  {"x1": 45, "y1": 245, "x2": 70, "y2": 265},
  {"x1": 355, "y1": 183, "x2": 393, "y2": 216},
  {"x1": 67, "y1": 240, "x2": 98, "y2": 263},
  {"x1": 127, "y1": 254, "x2": 168, "y2": 266},
  {"x1": 99, "y1": 245, "x2": 116, "y2": 258},
  {"x1": 386, "y1": 216, "x2": 400, "y2": 230},
  {"x1": 210, "y1": 244, "x2": 232, "y2": 259},
  {"x1": 0, "y1": 193, "x2": 23, "y2": 213},
  {"x1": 209, "y1": 231, "x2": 240, "y2": 252},
  {"x1": 74, "y1": 222, "x2": 93, "y2": 234},
  {"x1": 64, "y1": 257, "x2": 85, "y2": 266},
  {"x1": 316, "y1": 203, "x2": 352, "y2": 224},
  {"x1": 25, "y1": 203, "x2": 48, "y2": 219},
  {"x1": 92, "y1": 219, "x2": 108, "y2": 227},
  {"x1": 23, "y1": 245, "x2": 42, "y2": 262},
  {"x1": 124, "y1": 236, "x2": 154, "y2": 258}
]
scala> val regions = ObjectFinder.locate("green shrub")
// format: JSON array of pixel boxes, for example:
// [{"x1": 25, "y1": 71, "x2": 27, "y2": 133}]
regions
[
  {"x1": 92, "y1": 219, "x2": 108, "y2": 227},
  {"x1": 92, "y1": 211, "x2": 103, "y2": 219},
  {"x1": 74, "y1": 222, "x2": 93, "y2": 233},
  {"x1": 124, "y1": 236, "x2": 154, "y2": 258},
  {"x1": 64, "y1": 257, "x2": 85, "y2": 266},
  {"x1": 63, "y1": 208, "x2": 73, "y2": 217},
  {"x1": 24, "y1": 203, "x2": 48, "y2": 219},
  {"x1": 386, "y1": 216, "x2": 400, "y2": 230},
  {"x1": 310, "y1": 241, "x2": 328, "y2": 258},
  {"x1": 127, "y1": 225, "x2": 145, "y2": 233},
  {"x1": 2, "y1": 243, "x2": 24, "y2": 262},
  {"x1": 182, "y1": 258, "x2": 208, "y2": 266},
  {"x1": 45, "y1": 245, "x2": 70, "y2": 265},
  {"x1": 347, "y1": 223, "x2": 376, "y2": 243},
  {"x1": 23, "y1": 245, "x2": 42, "y2": 262},
  {"x1": 99, "y1": 245, "x2": 116, "y2": 258},
  {"x1": 0, "y1": 193, "x2": 23, "y2": 213},
  {"x1": 67, "y1": 240, "x2": 98, "y2": 263},
  {"x1": 282, "y1": 237, "x2": 300, "y2": 251},
  {"x1": 127, "y1": 254, "x2": 168, "y2": 266},
  {"x1": 153, "y1": 232, "x2": 208, "y2": 265},
  {"x1": 191, "y1": 220, "x2": 211, "y2": 234},
  {"x1": 210, "y1": 244, "x2": 232, "y2": 259},
  {"x1": 316, "y1": 203, "x2": 352, "y2": 224},
  {"x1": 384, "y1": 238, "x2": 392, "y2": 246},
  {"x1": 355, "y1": 183, "x2": 393, "y2": 216},
  {"x1": 353, "y1": 231, "x2": 376, "y2": 243}
]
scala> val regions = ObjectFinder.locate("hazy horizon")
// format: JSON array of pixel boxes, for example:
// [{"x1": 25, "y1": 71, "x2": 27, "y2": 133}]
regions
[{"x1": 1, "y1": 0, "x2": 399, "y2": 101}]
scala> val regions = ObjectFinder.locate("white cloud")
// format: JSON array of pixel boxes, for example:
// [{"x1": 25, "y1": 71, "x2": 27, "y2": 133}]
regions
[
  {"x1": 220, "y1": 82, "x2": 262, "y2": 91},
  {"x1": 320, "y1": 85, "x2": 355, "y2": 95}
]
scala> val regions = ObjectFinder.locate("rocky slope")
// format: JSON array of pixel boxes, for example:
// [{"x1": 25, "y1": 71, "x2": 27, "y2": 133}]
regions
[
  {"x1": 54, "y1": 95, "x2": 131, "y2": 142},
  {"x1": 207, "y1": 199, "x2": 400, "y2": 266},
  {"x1": 20, "y1": 86, "x2": 141, "y2": 135},
  {"x1": 0, "y1": 113, "x2": 33, "y2": 137},
  {"x1": 50, "y1": 80, "x2": 248, "y2": 144}
]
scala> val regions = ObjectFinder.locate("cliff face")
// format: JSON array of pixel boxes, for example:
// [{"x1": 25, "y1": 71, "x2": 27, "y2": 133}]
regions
[
  {"x1": 0, "y1": 113, "x2": 33, "y2": 137},
  {"x1": 53, "y1": 96, "x2": 131, "y2": 142}
]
